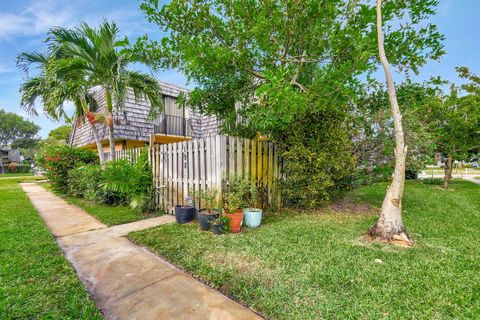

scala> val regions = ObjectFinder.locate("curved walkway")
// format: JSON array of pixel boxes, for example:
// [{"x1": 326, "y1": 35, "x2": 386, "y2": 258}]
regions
[{"x1": 21, "y1": 183, "x2": 262, "y2": 320}]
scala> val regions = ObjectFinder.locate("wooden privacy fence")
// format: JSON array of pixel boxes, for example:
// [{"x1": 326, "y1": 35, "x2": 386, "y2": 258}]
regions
[
  {"x1": 104, "y1": 147, "x2": 145, "y2": 162},
  {"x1": 150, "y1": 135, "x2": 282, "y2": 213}
]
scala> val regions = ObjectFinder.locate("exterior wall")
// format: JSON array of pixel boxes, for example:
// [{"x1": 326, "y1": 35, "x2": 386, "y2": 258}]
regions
[
  {"x1": 190, "y1": 109, "x2": 220, "y2": 139},
  {"x1": 70, "y1": 81, "x2": 221, "y2": 149}
]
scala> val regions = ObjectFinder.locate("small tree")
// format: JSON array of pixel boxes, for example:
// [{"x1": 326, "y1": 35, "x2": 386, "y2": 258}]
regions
[
  {"x1": 17, "y1": 51, "x2": 107, "y2": 164},
  {"x1": 47, "y1": 21, "x2": 164, "y2": 160},
  {"x1": 0, "y1": 108, "x2": 40, "y2": 149},
  {"x1": 353, "y1": 80, "x2": 440, "y2": 184},
  {"x1": 421, "y1": 68, "x2": 480, "y2": 189},
  {"x1": 368, "y1": 0, "x2": 409, "y2": 243}
]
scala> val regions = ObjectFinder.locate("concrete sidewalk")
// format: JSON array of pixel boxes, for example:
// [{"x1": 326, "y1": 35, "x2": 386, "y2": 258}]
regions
[{"x1": 21, "y1": 183, "x2": 262, "y2": 320}]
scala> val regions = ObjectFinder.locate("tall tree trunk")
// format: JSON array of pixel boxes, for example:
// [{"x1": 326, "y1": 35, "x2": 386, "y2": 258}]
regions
[
  {"x1": 368, "y1": 0, "x2": 412, "y2": 244},
  {"x1": 443, "y1": 156, "x2": 453, "y2": 189},
  {"x1": 105, "y1": 88, "x2": 116, "y2": 161},
  {"x1": 89, "y1": 122, "x2": 106, "y2": 165},
  {"x1": 81, "y1": 98, "x2": 105, "y2": 165}
]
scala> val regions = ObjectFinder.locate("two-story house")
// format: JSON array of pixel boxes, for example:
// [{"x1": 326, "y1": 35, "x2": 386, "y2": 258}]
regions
[{"x1": 70, "y1": 81, "x2": 220, "y2": 151}]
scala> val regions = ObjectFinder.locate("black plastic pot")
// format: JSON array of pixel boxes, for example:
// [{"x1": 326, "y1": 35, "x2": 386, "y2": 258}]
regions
[
  {"x1": 211, "y1": 223, "x2": 224, "y2": 235},
  {"x1": 197, "y1": 210, "x2": 220, "y2": 230},
  {"x1": 175, "y1": 206, "x2": 195, "y2": 224}
]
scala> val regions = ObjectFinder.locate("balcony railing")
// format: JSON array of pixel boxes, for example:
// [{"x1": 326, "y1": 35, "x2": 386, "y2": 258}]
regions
[{"x1": 153, "y1": 114, "x2": 191, "y2": 137}]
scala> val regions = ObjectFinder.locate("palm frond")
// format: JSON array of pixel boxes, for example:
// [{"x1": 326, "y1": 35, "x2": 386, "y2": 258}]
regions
[{"x1": 16, "y1": 51, "x2": 49, "y2": 74}]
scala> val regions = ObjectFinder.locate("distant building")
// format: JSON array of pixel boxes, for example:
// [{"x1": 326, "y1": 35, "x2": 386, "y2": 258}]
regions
[{"x1": 0, "y1": 148, "x2": 23, "y2": 174}]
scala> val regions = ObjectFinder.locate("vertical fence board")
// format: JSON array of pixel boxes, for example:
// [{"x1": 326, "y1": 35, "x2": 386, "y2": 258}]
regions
[
  {"x1": 244, "y1": 139, "x2": 250, "y2": 183},
  {"x1": 193, "y1": 139, "x2": 200, "y2": 208},
  {"x1": 228, "y1": 137, "x2": 235, "y2": 178},
  {"x1": 236, "y1": 137, "x2": 243, "y2": 178},
  {"x1": 199, "y1": 138, "x2": 206, "y2": 196},
  {"x1": 188, "y1": 141, "x2": 194, "y2": 202},
  {"x1": 251, "y1": 140, "x2": 257, "y2": 185},
  {"x1": 268, "y1": 142, "x2": 274, "y2": 206},
  {"x1": 205, "y1": 137, "x2": 212, "y2": 190}
]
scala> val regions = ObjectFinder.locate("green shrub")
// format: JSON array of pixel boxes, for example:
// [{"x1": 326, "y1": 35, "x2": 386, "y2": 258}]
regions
[
  {"x1": 6, "y1": 163, "x2": 31, "y2": 173},
  {"x1": 36, "y1": 145, "x2": 98, "y2": 193},
  {"x1": 422, "y1": 178, "x2": 443, "y2": 185},
  {"x1": 66, "y1": 164, "x2": 125, "y2": 205},
  {"x1": 405, "y1": 169, "x2": 419, "y2": 180},
  {"x1": 101, "y1": 150, "x2": 155, "y2": 212},
  {"x1": 277, "y1": 109, "x2": 356, "y2": 208}
]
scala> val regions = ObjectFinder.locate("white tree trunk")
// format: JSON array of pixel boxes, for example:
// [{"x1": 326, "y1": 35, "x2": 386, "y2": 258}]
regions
[
  {"x1": 108, "y1": 121, "x2": 116, "y2": 161},
  {"x1": 368, "y1": 0, "x2": 412, "y2": 244},
  {"x1": 105, "y1": 88, "x2": 116, "y2": 161},
  {"x1": 88, "y1": 121, "x2": 105, "y2": 165}
]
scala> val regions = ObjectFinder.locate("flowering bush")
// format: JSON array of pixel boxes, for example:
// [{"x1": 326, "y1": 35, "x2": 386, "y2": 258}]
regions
[{"x1": 36, "y1": 145, "x2": 98, "y2": 193}]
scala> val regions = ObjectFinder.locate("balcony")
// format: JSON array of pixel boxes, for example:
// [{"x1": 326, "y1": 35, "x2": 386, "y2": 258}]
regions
[{"x1": 153, "y1": 114, "x2": 191, "y2": 137}]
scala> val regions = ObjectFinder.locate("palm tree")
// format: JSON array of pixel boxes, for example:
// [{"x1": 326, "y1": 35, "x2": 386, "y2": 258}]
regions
[
  {"x1": 46, "y1": 21, "x2": 164, "y2": 160},
  {"x1": 17, "y1": 52, "x2": 107, "y2": 164}
]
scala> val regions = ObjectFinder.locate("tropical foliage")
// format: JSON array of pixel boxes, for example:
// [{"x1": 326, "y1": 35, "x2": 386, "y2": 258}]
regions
[
  {"x1": 17, "y1": 20, "x2": 165, "y2": 163},
  {"x1": 101, "y1": 150, "x2": 156, "y2": 212},
  {"x1": 36, "y1": 145, "x2": 98, "y2": 192},
  {"x1": 45, "y1": 21, "x2": 164, "y2": 160}
]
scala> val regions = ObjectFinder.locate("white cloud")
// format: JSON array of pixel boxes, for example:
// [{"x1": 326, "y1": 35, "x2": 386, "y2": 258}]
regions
[
  {"x1": 0, "y1": 65, "x2": 15, "y2": 73},
  {"x1": 0, "y1": 0, "x2": 73, "y2": 39},
  {"x1": 0, "y1": 0, "x2": 152, "y2": 40}
]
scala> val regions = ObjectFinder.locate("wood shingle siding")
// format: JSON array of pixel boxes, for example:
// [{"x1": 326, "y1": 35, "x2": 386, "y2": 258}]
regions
[{"x1": 70, "y1": 81, "x2": 221, "y2": 148}]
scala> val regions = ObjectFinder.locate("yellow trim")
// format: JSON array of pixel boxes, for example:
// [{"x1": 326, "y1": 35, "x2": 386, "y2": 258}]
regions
[
  {"x1": 80, "y1": 135, "x2": 191, "y2": 152},
  {"x1": 151, "y1": 134, "x2": 191, "y2": 144}
]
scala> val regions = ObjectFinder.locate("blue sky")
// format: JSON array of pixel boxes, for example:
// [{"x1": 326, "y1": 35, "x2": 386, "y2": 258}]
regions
[{"x1": 0, "y1": 0, "x2": 478, "y2": 138}]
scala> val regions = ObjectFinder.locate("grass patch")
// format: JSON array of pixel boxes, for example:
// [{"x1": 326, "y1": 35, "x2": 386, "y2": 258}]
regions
[
  {"x1": 37, "y1": 181, "x2": 157, "y2": 226},
  {"x1": 0, "y1": 173, "x2": 41, "y2": 179},
  {"x1": 0, "y1": 176, "x2": 102, "y2": 319},
  {"x1": 129, "y1": 180, "x2": 480, "y2": 319},
  {"x1": 423, "y1": 168, "x2": 480, "y2": 175},
  {"x1": 65, "y1": 196, "x2": 157, "y2": 226}
]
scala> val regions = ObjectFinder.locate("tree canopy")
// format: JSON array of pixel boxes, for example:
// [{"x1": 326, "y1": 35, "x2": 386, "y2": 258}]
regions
[
  {"x1": 0, "y1": 108, "x2": 41, "y2": 149},
  {"x1": 48, "y1": 125, "x2": 72, "y2": 143},
  {"x1": 137, "y1": 0, "x2": 444, "y2": 137}
]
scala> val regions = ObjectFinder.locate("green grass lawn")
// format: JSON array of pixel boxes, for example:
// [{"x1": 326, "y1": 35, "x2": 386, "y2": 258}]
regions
[
  {"x1": 129, "y1": 180, "x2": 480, "y2": 320},
  {"x1": 37, "y1": 181, "x2": 157, "y2": 226},
  {"x1": 423, "y1": 168, "x2": 480, "y2": 175},
  {"x1": 0, "y1": 173, "x2": 39, "y2": 179},
  {"x1": 64, "y1": 196, "x2": 157, "y2": 226},
  {"x1": 0, "y1": 177, "x2": 102, "y2": 319}
]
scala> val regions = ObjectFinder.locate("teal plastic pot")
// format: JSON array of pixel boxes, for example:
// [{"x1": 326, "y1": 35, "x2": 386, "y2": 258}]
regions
[{"x1": 243, "y1": 208, "x2": 263, "y2": 228}]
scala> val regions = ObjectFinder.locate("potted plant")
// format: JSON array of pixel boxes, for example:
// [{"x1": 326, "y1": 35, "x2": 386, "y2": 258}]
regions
[
  {"x1": 211, "y1": 216, "x2": 231, "y2": 235},
  {"x1": 174, "y1": 195, "x2": 195, "y2": 224},
  {"x1": 224, "y1": 177, "x2": 247, "y2": 233},
  {"x1": 243, "y1": 183, "x2": 263, "y2": 228},
  {"x1": 197, "y1": 189, "x2": 220, "y2": 230}
]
